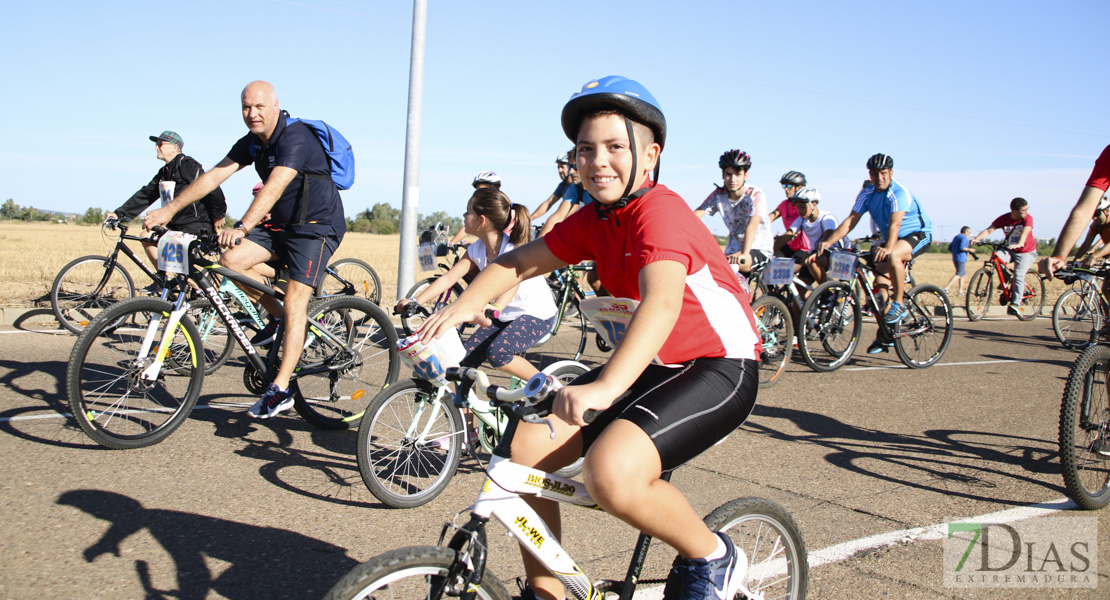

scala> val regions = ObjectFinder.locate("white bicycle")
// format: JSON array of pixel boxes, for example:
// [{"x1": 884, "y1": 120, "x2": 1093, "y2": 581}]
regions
[{"x1": 332, "y1": 367, "x2": 808, "y2": 599}]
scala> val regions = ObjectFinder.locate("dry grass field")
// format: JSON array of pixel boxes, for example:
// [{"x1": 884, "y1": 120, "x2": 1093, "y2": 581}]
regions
[{"x1": 0, "y1": 221, "x2": 1070, "y2": 309}]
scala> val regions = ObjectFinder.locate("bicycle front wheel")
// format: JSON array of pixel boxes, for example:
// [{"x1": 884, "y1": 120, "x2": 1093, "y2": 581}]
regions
[
  {"x1": 894, "y1": 284, "x2": 953, "y2": 369},
  {"x1": 292, "y1": 296, "x2": 401, "y2": 430},
  {"x1": 1053, "y1": 285, "x2": 1102, "y2": 350},
  {"x1": 964, "y1": 268, "x2": 992, "y2": 321},
  {"x1": 798, "y1": 281, "x2": 860, "y2": 372},
  {"x1": 1015, "y1": 270, "x2": 1046, "y2": 321},
  {"x1": 704, "y1": 497, "x2": 808, "y2": 600},
  {"x1": 323, "y1": 546, "x2": 511, "y2": 600},
  {"x1": 401, "y1": 277, "x2": 470, "y2": 337},
  {"x1": 65, "y1": 297, "x2": 204, "y2": 449},
  {"x1": 51, "y1": 255, "x2": 136, "y2": 334},
  {"x1": 751, "y1": 295, "x2": 792, "y2": 387},
  {"x1": 1059, "y1": 345, "x2": 1110, "y2": 510},
  {"x1": 315, "y1": 257, "x2": 383, "y2": 305},
  {"x1": 357, "y1": 380, "x2": 464, "y2": 508}
]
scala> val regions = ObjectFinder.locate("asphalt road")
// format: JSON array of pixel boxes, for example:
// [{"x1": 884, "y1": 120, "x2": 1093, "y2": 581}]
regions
[{"x1": 0, "y1": 313, "x2": 1107, "y2": 599}]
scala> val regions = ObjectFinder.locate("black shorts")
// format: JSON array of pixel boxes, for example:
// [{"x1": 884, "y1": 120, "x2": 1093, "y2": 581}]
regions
[
  {"x1": 576, "y1": 357, "x2": 758, "y2": 471},
  {"x1": 866, "y1": 231, "x2": 932, "y2": 267},
  {"x1": 248, "y1": 225, "x2": 342, "y2": 287},
  {"x1": 749, "y1": 249, "x2": 770, "y2": 270}
]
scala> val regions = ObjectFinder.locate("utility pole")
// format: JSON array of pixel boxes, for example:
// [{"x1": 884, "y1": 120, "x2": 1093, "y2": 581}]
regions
[{"x1": 396, "y1": 0, "x2": 427, "y2": 301}]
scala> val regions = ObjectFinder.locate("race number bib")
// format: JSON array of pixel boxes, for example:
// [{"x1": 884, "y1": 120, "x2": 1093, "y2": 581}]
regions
[
  {"x1": 828, "y1": 252, "x2": 857, "y2": 281},
  {"x1": 764, "y1": 258, "x2": 795, "y2": 286},
  {"x1": 579, "y1": 297, "x2": 674, "y2": 367},
  {"x1": 1007, "y1": 226, "x2": 1024, "y2": 246},
  {"x1": 156, "y1": 231, "x2": 196, "y2": 275},
  {"x1": 418, "y1": 242, "x2": 437, "y2": 271}
]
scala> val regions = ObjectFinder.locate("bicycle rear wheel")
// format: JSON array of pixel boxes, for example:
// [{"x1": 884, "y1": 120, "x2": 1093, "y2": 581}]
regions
[
  {"x1": 357, "y1": 380, "x2": 464, "y2": 508},
  {"x1": 798, "y1": 281, "x2": 860, "y2": 372},
  {"x1": 315, "y1": 257, "x2": 383, "y2": 305},
  {"x1": 1059, "y1": 345, "x2": 1110, "y2": 509},
  {"x1": 323, "y1": 546, "x2": 510, "y2": 600},
  {"x1": 751, "y1": 295, "x2": 792, "y2": 387},
  {"x1": 51, "y1": 255, "x2": 136, "y2": 334},
  {"x1": 186, "y1": 299, "x2": 234, "y2": 375},
  {"x1": 894, "y1": 284, "x2": 953, "y2": 369},
  {"x1": 704, "y1": 497, "x2": 808, "y2": 600},
  {"x1": 964, "y1": 268, "x2": 992, "y2": 321},
  {"x1": 65, "y1": 297, "x2": 204, "y2": 449},
  {"x1": 1014, "y1": 270, "x2": 1046, "y2": 321},
  {"x1": 292, "y1": 296, "x2": 401, "y2": 430},
  {"x1": 1053, "y1": 285, "x2": 1102, "y2": 350}
]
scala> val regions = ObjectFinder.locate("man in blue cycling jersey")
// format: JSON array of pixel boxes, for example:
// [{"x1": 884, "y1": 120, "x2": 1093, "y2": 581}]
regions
[{"x1": 817, "y1": 153, "x2": 932, "y2": 354}]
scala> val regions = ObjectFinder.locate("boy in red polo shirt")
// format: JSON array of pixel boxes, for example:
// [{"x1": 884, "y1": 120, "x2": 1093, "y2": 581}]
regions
[
  {"x1": 420, "y1": 76, "x2": 761, "y2": 600},
  {"x1": 970, "y1": 197, "x2": 1036, "y2": 316}
]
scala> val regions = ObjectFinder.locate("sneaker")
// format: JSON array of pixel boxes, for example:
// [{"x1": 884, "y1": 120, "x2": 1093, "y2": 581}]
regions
[
  {"x1": 140, "y1": 282, "x2": 163, "y2": 295},
  {"x1": 1007, "y1": 304, "x2": 1021, "y2": 316},
  {"x1": 663, "y1": 531, "x2": 747, "y2": 600},
  {"x1": 883, "y1": 301, "x2": 906, "y2": 323},
  {"x1": 867, "y1": 339, "x2": 892, "y2": 354},
  {"x1": 250, "y1": 317, "x2": 281, "y2": 347},
  {"x1": 1092, "y1": 437, "x2": 1110, "y2": 457},
  {"x1": 249, "y1": 384, "x2": 294, "y2": 419}
]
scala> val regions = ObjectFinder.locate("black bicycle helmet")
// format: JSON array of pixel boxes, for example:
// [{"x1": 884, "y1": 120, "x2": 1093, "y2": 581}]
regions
[
  {"x1": 718, "y1": 150, "x2": 752, "y2": 171},
  {"x1": 866, "y1": 153, "x2": 894, "y2": 170},
  {"x1": 779, "y1": 170, "x2": 806, "y2": 186}
]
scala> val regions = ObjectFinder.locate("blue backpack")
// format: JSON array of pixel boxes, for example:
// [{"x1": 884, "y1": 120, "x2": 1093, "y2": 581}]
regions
[
  {"x1": 250, "y1": 111, "x2": 355, "y2": 190},
  {"x1": 287, "y1": 117, "x2": 355, "y2": 190}
]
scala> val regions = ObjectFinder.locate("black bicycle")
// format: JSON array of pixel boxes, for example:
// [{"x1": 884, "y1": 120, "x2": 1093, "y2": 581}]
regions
[{"x1": 65, "y1": 228, "x2": 401, "y2": 449}]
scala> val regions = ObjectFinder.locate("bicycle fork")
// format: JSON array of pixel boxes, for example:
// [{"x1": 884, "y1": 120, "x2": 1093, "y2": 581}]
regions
[{"x1": 137, "y1": 303, "x2": 191, "y2": 382}]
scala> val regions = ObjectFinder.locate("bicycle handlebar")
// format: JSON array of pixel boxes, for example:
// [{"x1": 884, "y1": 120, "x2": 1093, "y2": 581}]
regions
[{"x1": 444, "y1": 366, "x2": 598, "y2": 428}]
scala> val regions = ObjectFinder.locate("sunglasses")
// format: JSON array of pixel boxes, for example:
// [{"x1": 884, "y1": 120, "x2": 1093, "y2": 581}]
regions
[{"x1": 782, "y1": 184, "x2": 795, "y2": 190}]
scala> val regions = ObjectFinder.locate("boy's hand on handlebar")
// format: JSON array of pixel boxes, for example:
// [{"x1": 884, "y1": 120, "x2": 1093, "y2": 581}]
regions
[
  {"x1": 418, "y1": 300, "x2": 492, "y2": 344},
  {"x1": 553, "y1": 381, "x2": 614, "y2": 428},
  {"x1": 815, "y1": 241, "x2": 831, "y2": 256}
]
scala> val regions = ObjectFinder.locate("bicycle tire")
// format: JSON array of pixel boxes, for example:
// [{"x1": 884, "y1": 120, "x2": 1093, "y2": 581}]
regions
[
  {"x1": 65, "y1": 297, "x2": 205, "y2": 449},
  {"x1": 51, "y1": 255, "x2": 136, "y2": 334},
  {"x1": 797, "y1": 281, "x2": 860, "y2": 372},
  {"x1": 964, "y1": 268, "x2": 992, "y2": 321},
  {"x1": 1052, "y1": 285, "x2": 1102, "y2": 350},
  {"x1": 1058, "y1": 344, "x2": 1110, "y2": 510},
  {"x1": 704, "y1": 497, "x2": 809, "y2": 600},
  {"x1": 547, "y1": 362, "x2": 589, "y2": 478},
  {"x1": 185, "y1": 299, "x2": 234, "y2": 375},
  {"x1": 315, "y1": 257, "x2": 383, "y2": 305},
  {"x1": 291, "y1": 296, "x2": 401, "y2": 430},
  {"x1": 1014, "y1": 271, "x2": 1046, "y2": 321},
  {"x1": 401, "y1": 277, "x2": 471, "y2": 338},
  {"x1": 751, "y1": 295, "x2": 792, "y2": 387},
  {"x1": 894, "y1": 284, "x2": 953, "y2": 369},
  {"x1": 357, "y1": 380, "x2": 464, "y2": 508},
  {"x1": 323, "y1": 545, "x2": 511, "y2": 600}
]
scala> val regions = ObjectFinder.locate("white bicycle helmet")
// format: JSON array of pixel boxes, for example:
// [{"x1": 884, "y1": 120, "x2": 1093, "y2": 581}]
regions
[
  {"x1": 792, "y1": 187, "x2": 821, "y2": 204},
  {"x1": 472, "y1": 171, "x2": 502, "y2": 189}
]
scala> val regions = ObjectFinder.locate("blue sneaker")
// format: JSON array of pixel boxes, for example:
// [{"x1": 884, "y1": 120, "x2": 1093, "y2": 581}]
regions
[
  {"x1": 663, "y1": 531, "x2": 747, "y2": 600},
  {"x1": 866, "y1": 339, "x2": 892, "y2": 354},
  {"x1": 883, "y1": 301, "x2": 906, "y2": 323},
  {"x1": 249, "y1": 384, "x2": 294, "y2": 419}
]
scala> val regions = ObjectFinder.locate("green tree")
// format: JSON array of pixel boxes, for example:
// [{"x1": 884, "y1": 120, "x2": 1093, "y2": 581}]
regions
[
  {"x1": 81, "y1": 207, "x2": 104, "y2": 225},
  {"x1": 418, "y1": 211, "x2": 463, "y2": 235},
  {"x1": 1, "y1": 199, "x2": 19, "y2": 219}
]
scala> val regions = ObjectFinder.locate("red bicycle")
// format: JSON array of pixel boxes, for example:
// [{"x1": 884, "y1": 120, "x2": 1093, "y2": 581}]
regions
[{"x1": 965, "y1": 241, "x2": 1046, "y2": 321}]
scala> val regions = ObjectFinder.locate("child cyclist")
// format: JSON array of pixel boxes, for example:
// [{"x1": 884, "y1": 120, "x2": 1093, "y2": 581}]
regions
[
  {"x1": 398, "y1": 187, "x2": 557, "y2": 382},
  {"x1": 693, "y1": 150, "x2": 773, "y2": 275},
  {"x1": 420, "y1": 76, "x2": 762, "y2": 600}
]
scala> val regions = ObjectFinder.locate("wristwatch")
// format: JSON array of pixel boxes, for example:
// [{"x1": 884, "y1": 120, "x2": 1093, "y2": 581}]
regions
[{"x1": 233, "y1": 221, "x2": 249, "y2": 236}]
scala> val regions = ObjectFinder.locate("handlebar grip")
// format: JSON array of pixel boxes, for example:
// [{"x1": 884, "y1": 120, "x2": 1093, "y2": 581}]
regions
[
  {"x1": 583, "y1": 409, "x2": 599, "y2": 424},
  {"x1": 485, "y1": 308, "x2": 500, "y2": 320}
]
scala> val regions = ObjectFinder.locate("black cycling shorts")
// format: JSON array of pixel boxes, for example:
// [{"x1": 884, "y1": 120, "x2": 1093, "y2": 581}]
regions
[{"x1": 576, "y1": 357, "x2": 758, "y2": 472}]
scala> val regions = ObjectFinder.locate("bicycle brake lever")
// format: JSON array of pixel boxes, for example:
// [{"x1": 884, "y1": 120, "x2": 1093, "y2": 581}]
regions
[{"x1": 522, "y1": 414, "x2": 556, "y2": 439}]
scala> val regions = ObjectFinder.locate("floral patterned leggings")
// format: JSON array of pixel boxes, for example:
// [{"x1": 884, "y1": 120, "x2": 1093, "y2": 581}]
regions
[{"x1": 460, "y1": 315, "x2": 555, "y2": 368}]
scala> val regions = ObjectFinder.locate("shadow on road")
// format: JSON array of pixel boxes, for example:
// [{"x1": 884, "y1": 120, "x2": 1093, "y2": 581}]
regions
[
  {"x1": 57, "y1": 489, "x2": 358, "y2": 600},
  {"x1": 0, "y1": 358, "x2": 98, "y2": 448},
  {"x1": 747, "y1": 403, "x2": 1064, "y2": 504}
]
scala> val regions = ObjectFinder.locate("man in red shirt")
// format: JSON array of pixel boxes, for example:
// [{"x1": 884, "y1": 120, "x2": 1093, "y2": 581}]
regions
[{"x1": 970, "y1": 197, "x2": 1035, "y2": 316}]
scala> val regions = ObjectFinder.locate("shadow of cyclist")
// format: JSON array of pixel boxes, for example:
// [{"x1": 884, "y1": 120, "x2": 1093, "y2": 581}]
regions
[{"x1": 58, "y1": 489, "x2": 358, "y2": 600}]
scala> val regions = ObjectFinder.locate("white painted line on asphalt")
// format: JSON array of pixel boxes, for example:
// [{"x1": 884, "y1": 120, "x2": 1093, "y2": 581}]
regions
[
  {"x1": 0, "y1": 329, "x2": 68, "y2": 335},
  {"x1": 844, "y1": 358, "x2": 1044, "y2": 372},
  {"x1": 0, "y1": 402, "x2": 256, "y2": 423}
]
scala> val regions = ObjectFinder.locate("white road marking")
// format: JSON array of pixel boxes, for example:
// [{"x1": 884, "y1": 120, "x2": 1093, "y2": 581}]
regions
[
  {"x1": 0, "y1": 402, "x2": 255, "y2": 423},
  {"x1": 844, "y1": 358, "x2": 1044, "y2": 372}
]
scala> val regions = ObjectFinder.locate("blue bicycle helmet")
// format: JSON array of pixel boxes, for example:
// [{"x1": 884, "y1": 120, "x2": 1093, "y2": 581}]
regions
[{"x1": 561, "y1": 76, "x2": 666, "y2": 212}]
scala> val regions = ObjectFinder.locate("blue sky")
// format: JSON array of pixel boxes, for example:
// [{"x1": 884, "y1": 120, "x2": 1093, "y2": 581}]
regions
[{"x1": 1, "y1": 0, "x2": 1107, "y2": 245}]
